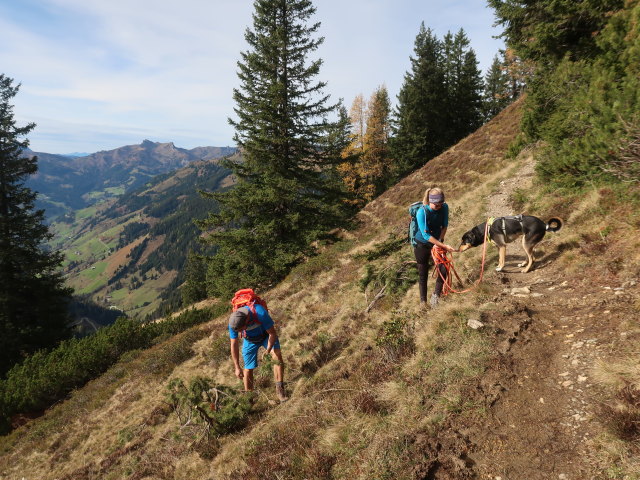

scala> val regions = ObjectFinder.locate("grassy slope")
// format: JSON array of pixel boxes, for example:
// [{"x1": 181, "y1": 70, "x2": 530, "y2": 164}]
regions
[{"x1": 1, "y1": 100, "x2": 639, "y2": 479}]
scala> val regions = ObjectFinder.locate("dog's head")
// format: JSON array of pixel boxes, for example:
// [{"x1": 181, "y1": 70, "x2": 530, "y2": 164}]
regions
[{"x1": 458, "y1": 223, "x2": 486, "y2": 252}]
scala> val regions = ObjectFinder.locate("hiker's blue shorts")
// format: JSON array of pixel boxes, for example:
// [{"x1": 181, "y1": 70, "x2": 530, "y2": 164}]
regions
[{"x1": 242, "y1": 337, "x2": 281, "y2": 370}]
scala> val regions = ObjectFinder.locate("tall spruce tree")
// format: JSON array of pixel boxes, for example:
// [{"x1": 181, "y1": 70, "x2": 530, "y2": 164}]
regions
[
  {"x1": 483, "y1": 54, "x2": 512, "y2": 120},
  {"x1": 391, "y1": 26, "x2": 484, "y2": 179},
  {"x1": 199, "y1": 0, "x2": 349, "y2": 296},
  {"x1": 0, "y1": 75, "x2": 72, "y2": 374},
  {"x1": 391, "y1": 24, "x2": 444, "y2": 177},
  {"x1": 441, "y1": 30, "x2": 484, "y2": 148}
]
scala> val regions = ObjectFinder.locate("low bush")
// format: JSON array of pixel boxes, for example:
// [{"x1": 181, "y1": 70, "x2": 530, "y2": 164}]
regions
[
  {"x1": 375, "y1": 317, "x2": 415, "y2": 362},
  {"x1": 166, "y1": 377, "x2": 253, "y2": 437},
  {"x1": 0, "y1": 305, "x2": 224, "y2": 435}
]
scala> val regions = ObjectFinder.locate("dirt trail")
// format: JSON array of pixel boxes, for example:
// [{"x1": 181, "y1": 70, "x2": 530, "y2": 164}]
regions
[{"x1": 435, "y1": 156, "x2": 639, "y2": 479}]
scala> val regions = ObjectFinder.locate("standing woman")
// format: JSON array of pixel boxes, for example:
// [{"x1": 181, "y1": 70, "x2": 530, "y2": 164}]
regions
[{"x1": 414, "y1": 187, "x2": 457, "y2": 307}]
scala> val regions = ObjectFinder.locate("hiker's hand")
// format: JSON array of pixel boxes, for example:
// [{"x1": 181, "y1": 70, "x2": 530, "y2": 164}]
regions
[
  {"x1": 235, "y1": 367, "x2": 243, "y2": 379},
  {"x1": 444, "y1": 244, "x2": 457, "y2": 253}
]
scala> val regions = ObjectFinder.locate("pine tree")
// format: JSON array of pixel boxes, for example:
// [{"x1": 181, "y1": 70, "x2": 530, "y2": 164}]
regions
[
  {"x1": 0, "y1": 75, "x2": 72, "y2": 374},
  {"x1": 483, "y1": 54, "x2": 511, "y2": 120},
  {"x1": 391, "y1": 25, "x2": 484, "y2": 179},
  {"x1": 488, "y1": 0, "x2": 624, "y2": 64},
  {"x1": 442, "y1": 29, "x2": 484, "y2": 146},
  {"x1": 338, "y1": 87, "x2": 392, "y2": 204},
  {"x1": 181, "y1": 250, "x2": 207, "y2": 306},
  {"x1": 361, "y1": 86, "x2": 392, "y2": 200},
  {"x1": 198, "y1": 0, "x2": 350, "y2": 297},
  {"x1": 391, "y1": 24, "x2": 445, "y2": 177},
  {"x1": 337, "y1": 94, "x2": 367, "y2": 201}
]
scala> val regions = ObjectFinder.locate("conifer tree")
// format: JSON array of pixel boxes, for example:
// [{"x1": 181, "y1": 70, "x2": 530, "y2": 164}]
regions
[
  {"x1": 199, "y1": 0, "x2": 349, "y2": 296},
  {"x1": 488, "y1": 0, "x2": 624, "y2": 64},
  {"x1": 0, "y1": 75, "x2": 72, "y2": 374},
  {"x1": 442, "y1": 29, "x2": 484, "y2": 146},
  {"x1": 361, "y1": 86, "x2": 392, "y2": 200},
  {"x1": 483, "y1": 54, "x2": 512, "y2": 120},
  {"x1": 391, "y1": 25, "x2": 483, "y2": 179},
  {"x1": 391, "y1": 24, "x2": 444, "y2": 177},
  {"x1": 338, "y1": 87, "x2": 392, "y2": 204},
  {"x1": 181, "y1": 250, "x2": 207, "y2": 306},
  {"x1": 337, "y1": 94, "x2": 367, "y2": 201}
]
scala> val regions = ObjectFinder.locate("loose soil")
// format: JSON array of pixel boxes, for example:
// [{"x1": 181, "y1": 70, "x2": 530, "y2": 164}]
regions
[{"x1": 421, "y1": 156, "x2": 639, "y2": 480}]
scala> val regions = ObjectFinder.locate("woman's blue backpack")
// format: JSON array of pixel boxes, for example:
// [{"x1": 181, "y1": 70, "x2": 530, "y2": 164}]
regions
[{"x1": 408, "y1": 201, "x2": 424, "y2": 247}]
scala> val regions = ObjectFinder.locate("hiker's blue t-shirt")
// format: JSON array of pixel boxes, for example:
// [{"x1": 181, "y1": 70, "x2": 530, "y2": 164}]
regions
[
  {"x1": 228, "y1": 304, "x2": 274, "y2": 341},
  {"x1": 415, "y1": 203, "x2": 449, "y2": 244}
]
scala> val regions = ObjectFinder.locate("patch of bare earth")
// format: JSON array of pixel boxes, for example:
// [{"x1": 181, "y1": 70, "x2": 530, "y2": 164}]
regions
[{"x1": 422, "y1": 155, "x2": 638, "y2": 479}]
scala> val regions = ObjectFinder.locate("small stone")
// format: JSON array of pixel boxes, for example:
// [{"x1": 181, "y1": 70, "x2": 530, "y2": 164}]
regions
[
  {"x1": 560, "y1": 281, "x2": 569, "y2": 287},
  {"x1": 511, "y1": 286, "x2": 531, "y2": 295},
  {"x1": 615, "y1": 291, "x2": 624, "y2": 295},
  {"x1": 572, "y1": 341, "x2": 585, "y2": 349},
  {"x1": 539, "y1": 397, "x2": 544, "y2": 404},
  {"x1": 467, "y1": 319, "x2": 485, "y2": 329},
  {"x1": 559, "y1": 473, "x2": 568, "y2": 479},
  {"x1": 578, "y1": 375, "x2": 588, "y2": 383},
  {"x1": 559, "y1": 371, "x2": 570, "y2": 377},
  {"x1": 562, "y1": 380, "x2": 574, "y2": 387},
  {"x1": 604, "y1": 310, "x2": 611, "y2": 314}
]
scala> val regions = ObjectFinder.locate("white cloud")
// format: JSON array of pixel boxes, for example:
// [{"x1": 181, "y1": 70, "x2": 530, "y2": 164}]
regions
[{"x1": 1, "y1": 0, "x2": 503, "y2": 154}]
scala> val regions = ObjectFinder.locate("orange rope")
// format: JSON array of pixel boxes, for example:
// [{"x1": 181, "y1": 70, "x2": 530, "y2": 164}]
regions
[{"x1": 431, "y1": 220, "x2": 490, "y2": 296}]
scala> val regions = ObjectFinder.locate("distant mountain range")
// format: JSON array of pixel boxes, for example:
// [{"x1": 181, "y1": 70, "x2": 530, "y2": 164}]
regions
[
  {"x1": 47, "y1": 148, "x2": 238, "y2": 319},
  {"x1": 25, "y1": 140, "x2": 236, "y2": 219}
]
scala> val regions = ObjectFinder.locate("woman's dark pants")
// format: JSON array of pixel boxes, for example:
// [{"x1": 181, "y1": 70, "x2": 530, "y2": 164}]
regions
[{"x1": 414, "y1": 242, "x2": 448, "y2": 302}]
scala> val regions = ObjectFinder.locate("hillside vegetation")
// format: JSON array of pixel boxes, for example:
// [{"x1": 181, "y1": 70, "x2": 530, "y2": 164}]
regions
[{"x1": 2, "y1": 99, "x2": 638, "y2": 479}]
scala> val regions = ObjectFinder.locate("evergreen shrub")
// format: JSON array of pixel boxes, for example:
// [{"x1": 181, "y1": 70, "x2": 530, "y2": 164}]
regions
[{"x1": 0, "y1": 306, "x2": 223, "y2": 434}]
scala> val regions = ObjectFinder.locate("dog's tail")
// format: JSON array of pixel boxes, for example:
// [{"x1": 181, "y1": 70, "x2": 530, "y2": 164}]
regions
[{"x1": 546, "y1": 217, "x2": 563, "y2": 232}]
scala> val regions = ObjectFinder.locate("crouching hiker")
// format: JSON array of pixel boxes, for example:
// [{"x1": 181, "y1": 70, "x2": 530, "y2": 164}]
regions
[{"x1": 228, "y1": 289, "x2": 287, "y2": 402}]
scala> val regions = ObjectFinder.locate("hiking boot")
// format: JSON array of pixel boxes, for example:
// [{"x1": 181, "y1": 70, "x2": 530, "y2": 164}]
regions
[
  {"x1": 430, "y1": 293, "x2": 440, "y2": 308},
  {"x1": 275, "y1": 382, "x2": 288, "y2": 403}
]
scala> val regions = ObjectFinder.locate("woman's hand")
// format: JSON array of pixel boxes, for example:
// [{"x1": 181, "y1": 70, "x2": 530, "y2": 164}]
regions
[
  {"x1": 235, "y1": 367, "x2": 244, "y2": 379},
  {"x1": 443, "y1": 244, "x2": 457, "y2": 253}
]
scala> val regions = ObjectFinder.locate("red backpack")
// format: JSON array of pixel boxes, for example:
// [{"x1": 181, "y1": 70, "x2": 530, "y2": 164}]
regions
[{"x1": 230, "y1": 289, "x2": 268, "y2": 337}]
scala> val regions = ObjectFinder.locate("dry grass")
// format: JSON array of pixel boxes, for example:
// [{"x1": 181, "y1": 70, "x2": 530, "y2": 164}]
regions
[{"x1": 6, "y1": 98, "x2": 640, "y2": 479}]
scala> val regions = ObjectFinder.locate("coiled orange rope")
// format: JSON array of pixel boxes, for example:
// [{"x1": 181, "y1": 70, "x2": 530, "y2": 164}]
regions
[{"x1": 431, "y1": 220, "x2": 491, "y2": 296}]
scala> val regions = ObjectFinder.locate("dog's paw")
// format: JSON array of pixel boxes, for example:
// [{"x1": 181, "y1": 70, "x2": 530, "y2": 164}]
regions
[
  {"x1": 495, "y1": 266, "x2": 503, "y2": 272},
  {"x1": 517, "y1": 262, "x2": 526, "y2": 267},
  {"x1": 521, "y1": 267, "x2": 531, "y2": 274}
]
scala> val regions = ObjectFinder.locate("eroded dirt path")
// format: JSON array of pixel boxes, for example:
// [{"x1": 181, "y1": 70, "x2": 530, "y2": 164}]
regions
[{"x1": 438, "y1": 155, "x2": 639, "y2": 479}]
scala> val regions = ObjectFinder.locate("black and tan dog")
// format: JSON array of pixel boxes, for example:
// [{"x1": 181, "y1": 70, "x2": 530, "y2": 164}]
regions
[{"x1": 459, "y1": 215, "x2": 562, "y2": 273}]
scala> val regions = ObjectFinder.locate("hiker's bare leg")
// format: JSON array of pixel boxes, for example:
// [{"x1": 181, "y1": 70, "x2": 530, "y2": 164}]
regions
[
  {"x1": 270, "y1": 348, "x2": 284, "y2": 383},
  {"x1": 243, "y1": 368, "x2": 254, "y2": 391}
]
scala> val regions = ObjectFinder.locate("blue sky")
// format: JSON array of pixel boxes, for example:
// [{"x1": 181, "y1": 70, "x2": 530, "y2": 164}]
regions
[{"x1": 0, "y1": 0, "x2": 504, "y2": 154}]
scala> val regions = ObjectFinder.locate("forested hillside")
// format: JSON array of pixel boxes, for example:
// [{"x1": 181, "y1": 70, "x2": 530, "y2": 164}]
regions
[
  {"x1": 27, "y1": 141, "x2": 235, "y2": 220},
  {"x1": 50, "y1": 154, "x2": 234, "y2": 319}
]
